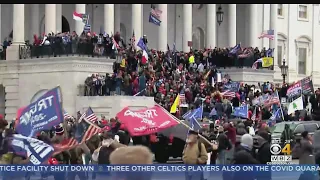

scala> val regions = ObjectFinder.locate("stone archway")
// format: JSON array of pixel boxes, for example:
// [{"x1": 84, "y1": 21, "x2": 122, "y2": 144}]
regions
[
  {"x1": 192, "y1": 27, "x2": 205, "y2": 50},
  {"x1": 0, "y1": 85, "x2": 5, "y2": 117},
  {"x1": 30, "y1": 89, "x2": 48, "y2": 103},
  {"x1": 120, "y1": 23, "x2": 127, "y2": 44},
  {"x1": 62, "y1": 16, "x2": 70, "y2": 33},
  {"x1": 40, "y1": 15, "x2": 70, "y2": 34}
]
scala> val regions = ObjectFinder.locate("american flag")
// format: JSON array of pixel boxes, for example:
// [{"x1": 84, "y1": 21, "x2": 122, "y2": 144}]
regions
[
  {"x1": 221, "y1": 90, "x2": 236, "y2": 98},
  {"x1": 75, "y1": 107, "x2": 101, "y2": 143},
  {"x1": 264, "y1": 92, "x2": 280, "y2": 106},
  {"x1": 258, "y1": 30, "x2": 274, "y2": 40},
  {"x1": 150, "y1": 7, "x2": 162, "y2": 19},
  {"x1": 53, "y1": 137, "x2": 78, "y2": 155},
  {"x1": 53, "y1": 108, "x2": 100, "y2": 155},
  {"x1": 79, "y1": 107, "x2": 98, "y2": 123},
  {"x1": 179, "y1": 90, "x2": 186, "y2": 104}
]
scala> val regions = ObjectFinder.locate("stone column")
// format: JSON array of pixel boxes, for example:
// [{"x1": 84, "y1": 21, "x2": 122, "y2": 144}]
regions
[
  {"x1": 270, "y1": 4, "x2": 278, "y2": 66},
  {"x1": 45, "y1": 4, "x2": 56, "y2": 34},
  {"x1": 228, "y1": 4, "x2": 237, "y2": 47},
  {"x1": 104, "y1": 4, "x2": 114, "y2": 35},
  {"x1": 0, "y1": 5, "x2": 2, "y2": 42},
  {"x1": 132, "y1": 4, "x2": 142, "y2": 45},
  {"x1": 248, "y1": 4, "x2": 258, "y2": 48},
  {"x1": 114, "y1": 4, "x2": 121, "y2": 34},
  {"x1": 56, "y1": 4, "x2": 62, "y2": 33},
  {"x1": 183, "y1": 4, "x2": 192, "y2": 52},
  {"x1": 12, "y1": 5, "x2": 25, "y2": 44},
  {"x1": 158, "y1": 4, "x2": 167, "y2": 51},
  {"x1": 6, "y1": 4, "x2": 25, "y2": 60},
  {"x1": 30, "y1": 4, "x2": 39, "y2": 40},
  {"x1": 75, "y1": 4, "x2": 86, "y2": 35},
  {"x1": 206, "y1": 4, "x2": 216, "y2": 48}
]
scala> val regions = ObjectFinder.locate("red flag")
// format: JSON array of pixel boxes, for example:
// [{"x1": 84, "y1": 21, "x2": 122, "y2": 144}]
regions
[{"x1": 116, "y1": 105, "x2": 179, "y2": 136}]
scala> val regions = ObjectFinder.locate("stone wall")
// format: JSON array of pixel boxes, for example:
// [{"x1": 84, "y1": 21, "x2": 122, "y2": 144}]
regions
[
  {"x1": 0, "y1": 57, "x2": 115, "y2": 120},
  {"x1": 220, "y1": 67, "x2": 275, "y2": 84},
  {"x1": 76, "y1": 96, "x2": 155, "y2": 119}
]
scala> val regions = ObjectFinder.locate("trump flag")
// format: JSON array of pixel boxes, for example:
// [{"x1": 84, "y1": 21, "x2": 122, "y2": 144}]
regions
[{"x1": 16, "y1": 87, "x2": 64, "y2": 137}]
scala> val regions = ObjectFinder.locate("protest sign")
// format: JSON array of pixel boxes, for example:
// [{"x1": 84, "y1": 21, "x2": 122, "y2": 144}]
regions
[
  {"x1": 287, "y1": 76, "x2": 314, "y2": 98},
  {"x1": 223, "y1": 82, "x2": 240, "y2": 92}
]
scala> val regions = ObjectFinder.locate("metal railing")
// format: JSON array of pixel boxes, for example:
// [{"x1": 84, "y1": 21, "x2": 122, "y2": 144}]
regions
[{"x1": 18, "y1": 42, "x2": 118, "y2": 59}]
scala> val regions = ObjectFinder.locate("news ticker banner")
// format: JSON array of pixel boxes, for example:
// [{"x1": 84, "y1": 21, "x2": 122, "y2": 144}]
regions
[{"x1": 0, "y1": 165, "x2": 319, "y2": 172}]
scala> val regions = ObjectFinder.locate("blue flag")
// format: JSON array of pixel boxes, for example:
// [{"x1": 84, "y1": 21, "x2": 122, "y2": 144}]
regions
[
  {"x1": 8, "y1": 134, "x2": 54, "y2": 165},
  {"x1": 229, "y1": 44, "x2": 240, "y2": 54},
  {"x1": 182, "y1": 106, "x2": 203, "y2": 131},
  {"x1": 137, "y1": 38, "x2": 147, "y2": 51},
  {"x1": 266, "y1": 48, "x2": 273, "y2": 57},
  {"x1": 16, "y1": 87, "x2": 64, "y2": 137},
  {"x1": 149, "y1": 13, "x2": 161, "y2": 26},
  {"x1": 233, "y1": 104, "x2": 249, "y2": 119},
  {"x1": 268, "y1": 109, "x2": 281, "y2": 127}
]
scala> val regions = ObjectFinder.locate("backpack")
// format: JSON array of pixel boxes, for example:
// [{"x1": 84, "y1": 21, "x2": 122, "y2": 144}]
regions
[{"x1": 98, "y1": 146, "x2": 114, "y2": 164}]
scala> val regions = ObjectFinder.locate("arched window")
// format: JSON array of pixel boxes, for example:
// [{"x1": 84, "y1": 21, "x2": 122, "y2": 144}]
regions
[{"x1": 295, "y1": 35, "x2": 312, "y2": 75}]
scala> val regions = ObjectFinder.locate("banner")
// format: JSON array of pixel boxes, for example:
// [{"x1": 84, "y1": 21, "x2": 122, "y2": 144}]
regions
[
  {"x1": 286, "y1": 81, "x2": 302, "y2": 98},
  {"x1": 8, "y1": 134, "x2": 54, "y2": 165},
  {"x1": 301, "y1": 76, "x2": 314, "y2": 95},
  {"x1": 16, "y1": 87, "x2": 64, "y2": 137},
  {"x1": 233, "y1": 104, "x2": 248, "y2": 119},
  {"x1": 287, "y1": 76, "x2": 314, "y2": 98},
  {"x1": 223, "y1": 82, "x2": 240, "y2": 92},
  {"x1": 116, "y1": 105, "x2": 179, "y2": 136}
]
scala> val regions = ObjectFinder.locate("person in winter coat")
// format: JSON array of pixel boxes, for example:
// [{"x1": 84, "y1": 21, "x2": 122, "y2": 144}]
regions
[
  {"x1": 299, "y1": 131, "x2": 315, "y2": 164},
  {"x1": 92, "y1": 130, "x2": 126, "y2": 165},
  {"x1": 314, "y1": 128, "x2": 320, "y2": 177},
  {"x1": 256, "y1": 131, "x2": 271, "y2": 180},
  {"x1": 232, "y1": 134, "x2": 259, "y2": 180},
  {"x1": 216, "y1": 126, "x2": 232, "y2": 165},
  {"x1": 236, "y1": 122, "x2": 247, "y2": 135},
  {"x1": 208, "y1": 125, "x2": 218, "y2": 164},
  {"x1": 280, "y1": 124, "x2": 294, "y2": 147}
]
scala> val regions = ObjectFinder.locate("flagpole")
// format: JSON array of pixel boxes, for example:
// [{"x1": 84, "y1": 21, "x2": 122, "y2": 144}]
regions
[{"x1": 276, "y1": 90, "x2": 285, "y2": 121}]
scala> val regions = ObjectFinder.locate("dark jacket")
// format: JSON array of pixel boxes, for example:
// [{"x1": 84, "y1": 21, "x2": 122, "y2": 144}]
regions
[
  {"x1": 299, "y1": 138, "x2": 315, "y2": 164},
  {"x1": 232, "y1": 145, "x2": 259, "y2": 180},
  {"x1": 236, "y1": 123, "x2": 247, "y2": 135},
  {"x1": 256, "y1": 141, "x2": 272, "y2": 180},
  {"x1": 217, "y1": 133, "x2": 232, "y2": 152}
]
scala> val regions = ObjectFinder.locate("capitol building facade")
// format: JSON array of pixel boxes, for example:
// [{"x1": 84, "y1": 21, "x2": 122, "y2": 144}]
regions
[{"x1": 1, "y1": 4, "x2": 320, "y2": 81}]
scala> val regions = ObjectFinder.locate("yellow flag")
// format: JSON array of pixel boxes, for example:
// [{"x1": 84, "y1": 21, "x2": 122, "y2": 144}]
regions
[
  {"x1": 120, "y1": 59, "x2": 126, "y2": 68},
  {"x1": 170, "y1": 95, "x2": 180, "y2": 113},
  {"x1": 261, "y1": 57, "x2": 273, "y2": 67}
]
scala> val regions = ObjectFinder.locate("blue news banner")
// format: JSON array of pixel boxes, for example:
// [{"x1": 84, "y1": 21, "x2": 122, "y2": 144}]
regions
[{"x1": 0, "y1": 165, "x2": 319, "y2": 179}]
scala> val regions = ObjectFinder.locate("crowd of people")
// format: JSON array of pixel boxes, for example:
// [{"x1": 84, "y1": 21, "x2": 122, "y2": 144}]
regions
[
  {"x1": 1, "y1": 31, "x2": 127, "y2": 59},
  {"x1": 2, "y1": 29, "x2": 320, "y2": 180}
]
